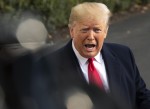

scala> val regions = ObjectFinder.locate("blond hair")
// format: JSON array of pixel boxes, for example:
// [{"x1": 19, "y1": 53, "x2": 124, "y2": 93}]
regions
[{"x1": 68, "y1": 2, "x2": 112, "y2": 28}]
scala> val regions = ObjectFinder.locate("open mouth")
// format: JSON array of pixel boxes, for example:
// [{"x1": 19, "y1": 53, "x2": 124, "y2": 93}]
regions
[
  {"x1": 85, "y1": 44, "x2": 96, "y2": 48},
  {"x1": 84, "y1": 44, "x2": 96, "y2": 51}
]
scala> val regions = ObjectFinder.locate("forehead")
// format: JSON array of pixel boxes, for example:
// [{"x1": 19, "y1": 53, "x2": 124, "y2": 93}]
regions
[{"x1": 75, "y1": 18, "x2": 106, "y2": 28}]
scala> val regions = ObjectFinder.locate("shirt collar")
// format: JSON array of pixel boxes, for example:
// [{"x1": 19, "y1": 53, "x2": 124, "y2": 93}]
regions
[
  {"x1": 72, "y1": 41, "x2": 87, "y2": 65},
  {"x1": 95, "y1": 52, "x2": 103, "y2": 64},
  {"x1": 72, "y1": 41, "x2": 103, "y2": 65}
]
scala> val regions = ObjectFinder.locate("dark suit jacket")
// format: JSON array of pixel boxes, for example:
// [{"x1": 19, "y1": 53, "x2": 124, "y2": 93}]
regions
[
  {"x1": 40, "y1": 40, "x2": 150, "y2": 109},
  {"x1": 12, "y1": 40, "x2": 150, "y2": 109}
]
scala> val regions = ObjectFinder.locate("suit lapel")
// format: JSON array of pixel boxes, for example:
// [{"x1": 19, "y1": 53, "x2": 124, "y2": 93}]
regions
[
  {"x1": 102, "y1": 44, "x2": 123, "y2": 97},
  {"x1": 63, "y1": 41, "x2": 125, "y2": 97},
  {"x1": 63, "y1": 40, "x2": 88, "y2": 86},
  {"x1": 66, "y1": 41, "x2": 124, "y2": 94}
]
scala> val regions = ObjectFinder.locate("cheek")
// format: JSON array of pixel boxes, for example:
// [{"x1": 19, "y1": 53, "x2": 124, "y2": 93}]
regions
[
  {"x1": 74, "y1": 36, "x2": 82, "y2": 45},
  {"x1": 96, "y1": 35, "x2": 105, "y2": 45},
  {"x1": 99, "y1": 32, "x2": 106, "y2": 39},
  {"x1": 74, "y1": 33, "x2": 83, "y2": 40},
  {"x1": 71, "y1": 31, "x2": 79, "y2": 39},
  {"x1": 74, "y1": 35, "x2": 85, "y2": 49}
]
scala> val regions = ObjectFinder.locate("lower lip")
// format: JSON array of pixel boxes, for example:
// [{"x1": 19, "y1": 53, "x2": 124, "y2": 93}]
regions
[{"x1": 85, "y1": 46, "x2": 95, "y2": 52}]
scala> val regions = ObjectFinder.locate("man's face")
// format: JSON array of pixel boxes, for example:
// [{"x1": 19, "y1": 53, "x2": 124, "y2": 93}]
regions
[{"x1": 70, "y1": 18, "x2": 108, "y2": 58}]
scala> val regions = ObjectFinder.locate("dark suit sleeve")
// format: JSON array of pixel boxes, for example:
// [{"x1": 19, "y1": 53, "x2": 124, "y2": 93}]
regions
[{"x1": 128, "y1": 48, "x2": 150, "y2": 109}]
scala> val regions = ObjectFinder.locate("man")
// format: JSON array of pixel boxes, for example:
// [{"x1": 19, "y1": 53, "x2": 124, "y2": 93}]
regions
[
  {"x1": 12, "y1": 2, "x2": 150, "y2": 109},
  {"x1": 41, "y1": 2, "x2": 150, "y2": 109}
]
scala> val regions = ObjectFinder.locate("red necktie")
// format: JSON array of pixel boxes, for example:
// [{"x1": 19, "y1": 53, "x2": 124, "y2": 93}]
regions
[{"x1": 88, "y1": 58, "x2": 104, "y2": 89}]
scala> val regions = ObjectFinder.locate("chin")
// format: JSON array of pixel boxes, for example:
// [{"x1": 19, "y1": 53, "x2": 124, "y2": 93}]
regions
[{"x1": 84, "y1": 53, "x2": 96, "y2": 58}]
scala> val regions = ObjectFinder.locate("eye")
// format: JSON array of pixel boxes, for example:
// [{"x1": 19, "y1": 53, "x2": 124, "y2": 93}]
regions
[
  {"x1": 80, "y1": 28, "x2": 89, "y2": 33},
  {"x1": 93, "y1": 28, "x2": 101, "y2": 33}
]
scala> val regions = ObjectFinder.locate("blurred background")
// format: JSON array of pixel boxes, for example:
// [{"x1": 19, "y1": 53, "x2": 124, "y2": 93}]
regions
[
  {"x1": 1, "y1": 0, "x2": 150, "y2": 82},
  {"x1": 0, "y1": 0, "x2": 150, "y2": 87},
  {"x1": 0, "y1": 0, "x2": 149, "y2": 44},
  {"x1": 0, "y1": 0, "x2": 150, "y2": 84},
  {"x1": 0, "y1": 0, "x2": 150, "y2": 109}
]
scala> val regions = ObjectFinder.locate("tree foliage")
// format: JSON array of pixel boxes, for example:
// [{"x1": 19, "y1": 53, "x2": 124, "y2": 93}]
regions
[{"x1": 0, "y1": 0, "x2": 149, "y2": 35}]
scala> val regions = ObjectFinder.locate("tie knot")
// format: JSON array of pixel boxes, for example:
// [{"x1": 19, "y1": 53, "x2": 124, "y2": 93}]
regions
[{"x1": 88, "y1": 58, "x2": 94, "y2": 63}]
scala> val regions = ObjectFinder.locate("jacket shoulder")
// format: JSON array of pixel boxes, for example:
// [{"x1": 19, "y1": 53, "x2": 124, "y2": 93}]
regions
[
  {"x1": 103, "y1": 43, "x2": 134, "y2": 62},
  {"x1": 103, "y1": 43, "x2": 132, "y2": 55},
  {"x1": 104, "y1": 43, "x2": 130, "y2": 51}
]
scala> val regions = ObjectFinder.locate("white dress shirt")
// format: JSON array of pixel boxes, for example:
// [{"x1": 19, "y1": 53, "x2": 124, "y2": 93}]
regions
[{"x1": 72, "y1": 42, "x2": 109, "y2": 91}]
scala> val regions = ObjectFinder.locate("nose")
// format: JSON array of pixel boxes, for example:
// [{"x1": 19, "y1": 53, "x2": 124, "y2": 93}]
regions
[{"x1": 87, "y1": 30, "x2": 95, "y2": 41}]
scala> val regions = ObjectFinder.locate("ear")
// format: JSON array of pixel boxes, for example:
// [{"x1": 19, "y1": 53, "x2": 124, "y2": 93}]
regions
[
  {"x1": 104, "y1": 26, "x2": 109, "y2": 38},
  {"x1": 69, "y1": 26, "x2": 74, "y2": 39}
]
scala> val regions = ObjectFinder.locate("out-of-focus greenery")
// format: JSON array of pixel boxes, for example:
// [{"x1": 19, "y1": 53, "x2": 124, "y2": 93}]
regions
[{"x1": 0, "y1": 0, "x2": 149, "y2": 34}]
